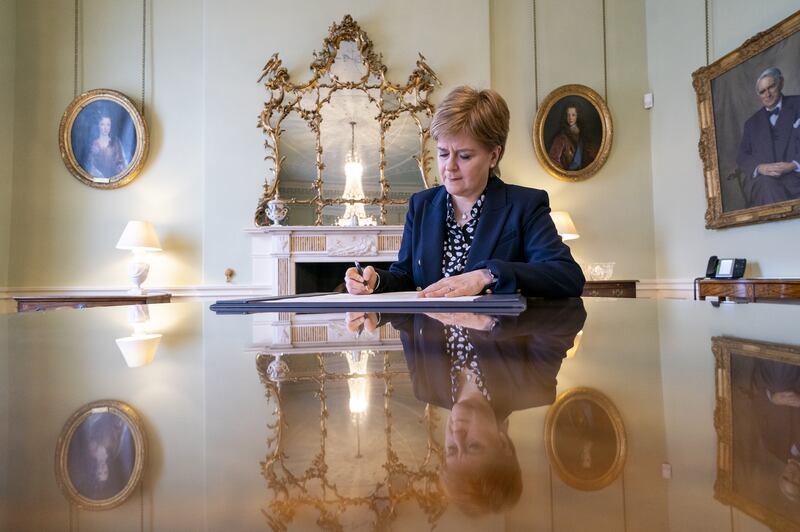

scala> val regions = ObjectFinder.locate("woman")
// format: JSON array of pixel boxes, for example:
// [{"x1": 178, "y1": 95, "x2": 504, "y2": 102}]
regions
[
  {"x1": 548, "y1": 103, "x2": 599, "y2": 171},
  {"x1": 87, "y1": 114, "x2": 127, "y2": 178},
  {"x1": 344, "y1": 86, "x2": 584, "y2": 298}
]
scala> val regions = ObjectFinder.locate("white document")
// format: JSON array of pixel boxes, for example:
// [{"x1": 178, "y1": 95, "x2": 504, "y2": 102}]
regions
[{"x1": 281, "y1": 291, "x2": 480, "y2": 303}]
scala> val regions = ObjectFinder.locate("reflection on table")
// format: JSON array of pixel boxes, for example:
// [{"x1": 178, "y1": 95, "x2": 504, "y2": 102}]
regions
[
  {"x1": 4, "y1": 297, "x2": 800, "y2": 530},
  {"x1": 256, "y1": 299, "x2": 586, "y2": 527}
]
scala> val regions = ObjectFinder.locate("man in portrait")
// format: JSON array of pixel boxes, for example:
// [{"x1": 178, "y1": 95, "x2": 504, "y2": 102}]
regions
[
  {"x1": 736, "y1": 67, "x2": 800, "y2": 207},
  {"x1": 548, "y1": 102, "x2": 600, "y2": 171}
]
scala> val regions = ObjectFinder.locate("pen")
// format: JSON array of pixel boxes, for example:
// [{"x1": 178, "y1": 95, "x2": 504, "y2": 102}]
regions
[{"x1": 354, "y1": 261, "x2": 369, "y2": 287}]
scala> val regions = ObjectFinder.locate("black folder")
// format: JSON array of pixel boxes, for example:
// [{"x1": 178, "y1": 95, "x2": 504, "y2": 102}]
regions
[{"x1": 210, "y1": 292, "x2": 527, "y2": 315}]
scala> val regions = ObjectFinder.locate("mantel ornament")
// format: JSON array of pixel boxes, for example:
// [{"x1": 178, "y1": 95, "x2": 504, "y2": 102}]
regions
[{"x1": 254, "y1": 14, "x2": 440, "y2": 226}]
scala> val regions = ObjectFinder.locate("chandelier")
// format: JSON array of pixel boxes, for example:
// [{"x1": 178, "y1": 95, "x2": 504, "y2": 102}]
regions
[{"x1": 337, "y1": 121, "x2": 376, "y2": 226}]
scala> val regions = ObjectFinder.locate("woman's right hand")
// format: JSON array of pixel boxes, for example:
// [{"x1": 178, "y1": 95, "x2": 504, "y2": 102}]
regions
[{"x1": 344, "y1": 265, "x2": 377, "y2": 295}]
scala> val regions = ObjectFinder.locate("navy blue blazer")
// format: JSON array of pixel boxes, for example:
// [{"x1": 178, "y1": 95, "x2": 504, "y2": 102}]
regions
[
  {"x1": 375, "y1": 176, "x2": 585, "y2": 297},
  {"x1": 388, "y1": 298, "x2": 587, "y2": 418}
]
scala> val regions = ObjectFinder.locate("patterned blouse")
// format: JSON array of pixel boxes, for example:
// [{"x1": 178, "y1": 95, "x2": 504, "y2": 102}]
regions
[
  {"x1": 447, "y1": 324, "x2": 492, "y2": 403},
  {"x1": 441, "y1": 192, "x2": 486, "y2": 277},
  {"x1": 442, "y1": 191, "x2": 490, "y2": 403}
]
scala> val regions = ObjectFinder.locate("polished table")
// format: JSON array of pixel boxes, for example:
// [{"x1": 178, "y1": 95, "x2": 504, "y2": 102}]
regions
[{"x1": 2, "y1": 297, "x2": 800, "y2": 530}]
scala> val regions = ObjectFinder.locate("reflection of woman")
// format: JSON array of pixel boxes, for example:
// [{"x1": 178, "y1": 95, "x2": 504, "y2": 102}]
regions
[
  {"x1": 345, "y1": 86, "x2": 584, "y2": 298},
  {"x1": 356, "y1": 299, "x2": 587, "y2": 515},
  {"x1": 548, "y1": 104, "x2": 599, "y2": 171},
  {"x1": 87, "y1": 115, "x2": 127, "y2": 178},
  {"x1": 67, "y1": 413, "x2": 135, "y2": 500}
]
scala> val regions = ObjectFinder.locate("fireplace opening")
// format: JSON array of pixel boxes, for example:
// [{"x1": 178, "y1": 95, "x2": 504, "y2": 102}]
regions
[{"x1": 295, "y1": 261, "x2": 393, "y2": 294}]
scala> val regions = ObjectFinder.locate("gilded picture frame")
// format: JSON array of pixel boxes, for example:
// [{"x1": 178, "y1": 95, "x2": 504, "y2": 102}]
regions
[
  {"x1": 54, "y1": 399, "x2": 147, "y2": 511},
  {"x1": 713, "y1": 336, "x2": 800, "y2": 531},
  {"x1": 692, "y1": 10, "x2": 800, "y2": 229},
  {"x1": 533, "y1": 84, "x2": 613, "y2": 182},
  {"x1": 544, "y1": 387, "x2": 626, "y2": 491},
  {"x1": 59, "y1": 89, "x2": 149, "y2": 189}
]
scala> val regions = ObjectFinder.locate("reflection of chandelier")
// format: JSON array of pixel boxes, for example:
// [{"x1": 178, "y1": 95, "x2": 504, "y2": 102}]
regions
[
  {"x1": 338, "y1": 121, "x2": 376, "y2": 226},
  {"x1": 345, "y1": 350, "x2": 372, "y2": 415},
  {"x1": 256, "y1": 352, "x2": 445, "y2": 530}
]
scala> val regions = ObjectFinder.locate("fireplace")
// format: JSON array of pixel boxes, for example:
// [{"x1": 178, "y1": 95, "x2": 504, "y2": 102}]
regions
[
  {"x1": 246, "y1": 225, "x2": 404, "y2": 296},
  {"x1": 247, "y1": 225, "x2": 405, "y2": 353},
  {"x1": 295, "y1": 261, "x2": 393, "y2": 294}
]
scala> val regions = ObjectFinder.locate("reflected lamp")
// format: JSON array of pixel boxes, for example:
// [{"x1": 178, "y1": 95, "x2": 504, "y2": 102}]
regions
[{"x1": 115, "y1": 305, "x2": 162, "y2": 368}]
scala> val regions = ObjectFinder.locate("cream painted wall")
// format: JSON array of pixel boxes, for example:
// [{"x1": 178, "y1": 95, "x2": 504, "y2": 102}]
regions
[
  {"x1": 647, "y1": 1, "x2": 800, "y2": 280},
  {"x1": 9, "y1": 0, "x2": 798, "y2": 288},
  {"x1": 0, "y1": 0, "x2": 14, "y2": 288},
  {"x1": 491, "y1": 0, "x2": 656, "y2": 280},
  {"x1": 0, "y1": 3, "x2": 14, "y2": 524},
  {"x1": 202, "y1": 0, "x2": 491, "y2": 284},
  {"x1": 8, "y1": 0, "x2": 203, "y2": 289}
]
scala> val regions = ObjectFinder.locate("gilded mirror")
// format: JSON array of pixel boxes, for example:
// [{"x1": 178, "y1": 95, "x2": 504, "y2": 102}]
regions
[{"x1": 255, "y1": 15, "x2": 440, "y2": 226}]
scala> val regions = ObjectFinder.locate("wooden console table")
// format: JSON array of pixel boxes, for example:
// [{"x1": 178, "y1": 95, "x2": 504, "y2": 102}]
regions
[
  {"x1": 14, "y1": 293, "x2": 171, "y2": 312},
  {"x1": 697, "y1": 278, "x2": 800, "y2": 303},
  {"x1": 582, "y1": 280, "x2": 638, "y2": 298}
]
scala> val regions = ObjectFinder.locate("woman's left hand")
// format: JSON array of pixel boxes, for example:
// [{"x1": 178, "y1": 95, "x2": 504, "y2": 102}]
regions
[{"x1": 418, "y1": 270, "x2": 491, "y2": 298}]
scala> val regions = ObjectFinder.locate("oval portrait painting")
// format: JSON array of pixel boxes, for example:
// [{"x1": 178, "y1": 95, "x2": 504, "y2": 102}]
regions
[
  {"x1": 544, "y1": 387, "x2": 626, "y2": 491},
  {"x1": 59, "y1": 89, "x2": 149, "y2": 189},
  {"x1": 55, "y1": 400, "x2": 146, "y2": 510},
  {"x1": 533, "y1": 84, "x2": 612, "y2": 182}
]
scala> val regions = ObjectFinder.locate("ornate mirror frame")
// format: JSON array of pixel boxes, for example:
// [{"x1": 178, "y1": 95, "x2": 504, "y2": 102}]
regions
[{"x1": 254, "y1": 15, "x2": 440, "y2": 226}]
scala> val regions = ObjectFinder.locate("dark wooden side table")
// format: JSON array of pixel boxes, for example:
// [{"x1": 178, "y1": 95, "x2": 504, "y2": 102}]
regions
[
  {"x1": 697, "y1": 279, "x2": 800, "y2": 303},
  {"x1": 582, "y1": 280, "x2": 638, "y2": 298},
  {"x1": 14, "y1": 292, "x2": 171, "y2": 312}
]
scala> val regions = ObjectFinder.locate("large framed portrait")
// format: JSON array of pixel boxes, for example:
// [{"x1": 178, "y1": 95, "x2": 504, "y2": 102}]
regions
[
  {"x1": 58, "y1": 89, "x2": 149, "y2": 189},
  {"x1": 713, "y1": 336, "x2": 800, "y2": 530},
  {"x1": 544, "y1": 387, "x2": 626, "y2": 491},
  {"x1": 533, "y1": 84, "x2": 613, "y2": 182},
  {"x1": 54, "y1": 399, "x2": 147, "y2": 510},
  {"x1": 693, "y1": 11, "x2": 800, "y2": 229}
]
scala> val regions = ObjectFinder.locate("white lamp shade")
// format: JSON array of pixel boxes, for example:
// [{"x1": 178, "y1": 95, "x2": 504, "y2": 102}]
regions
[
  {"x1": 116, "y1": 334, "x2": 162, "y2": 368},
  {"x1": 551, "y1": 211, "x2": 579, "y2": 241},
  {"x1": 116, "y1": 221, "x2": 162, "y2": 252}
]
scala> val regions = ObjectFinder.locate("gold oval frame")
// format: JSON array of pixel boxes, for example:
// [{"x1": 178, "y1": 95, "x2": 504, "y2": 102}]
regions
[
  {"x1": 58, "y1": 89, "x2": 149, "y2": 189},
  {"x1": 533, "y1": 84, "x2": 613, "y2": 182},
  {"x1": 544, "y1": 387, "x2": 626, "y2": 491},
  {"x1": 54, "y1": 399, "x2": 147, "y2": 510}
]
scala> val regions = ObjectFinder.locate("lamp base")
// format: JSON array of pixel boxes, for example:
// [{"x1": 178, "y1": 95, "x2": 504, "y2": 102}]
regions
[{"x1": 128, "y1": 261, "x2": 150, "y2": 295}]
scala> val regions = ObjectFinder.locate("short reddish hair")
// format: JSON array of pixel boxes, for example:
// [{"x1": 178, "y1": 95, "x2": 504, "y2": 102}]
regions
[{"x1": 430, "y1": 86, "x2": 510, "y2": 176}]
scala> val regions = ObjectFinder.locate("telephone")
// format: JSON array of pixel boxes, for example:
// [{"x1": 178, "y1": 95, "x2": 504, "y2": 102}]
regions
[{"x1": 705, "y1": 256, "x2": 746, "y2": 279}]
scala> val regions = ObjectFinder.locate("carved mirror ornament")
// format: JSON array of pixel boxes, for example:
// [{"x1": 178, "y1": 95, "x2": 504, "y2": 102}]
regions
[{"x1": 255, "y1": 14, "x2": 440, "y2": 226}]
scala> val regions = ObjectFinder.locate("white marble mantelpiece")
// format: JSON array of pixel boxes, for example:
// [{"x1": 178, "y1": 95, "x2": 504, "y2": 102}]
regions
[{"x1": 245, "y1": 225, "x2": 404, "y2": 296}]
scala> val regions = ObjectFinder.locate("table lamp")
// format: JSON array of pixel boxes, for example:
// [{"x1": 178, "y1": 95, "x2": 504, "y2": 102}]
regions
[
  {"x1": 550, "y1": 211, "x2": 579, "y2": 241},
  {"x1": 116, "y1": 221, "x2": 162, "y2": 294}
]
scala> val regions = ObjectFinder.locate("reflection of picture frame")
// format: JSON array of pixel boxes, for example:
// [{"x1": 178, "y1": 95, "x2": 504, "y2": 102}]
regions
[
  {"x1": 693, "y1": 11, "x2": 800, "y2": 229},
  {"x1": 54, "y1": 400, "x2": 147, "y2": 510},
  {"x1": 533, "y1": 84, "x2": 613, "y2": 182},
  {"x1": 544, "y1": 387, "x2": 626, "y2": 491},
  {"x1": 713, "y1": 336, "x2": 800, "y2": 530},
  {"x1": 58, "y1": 89, "x2": 149, "y2": 189}
]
